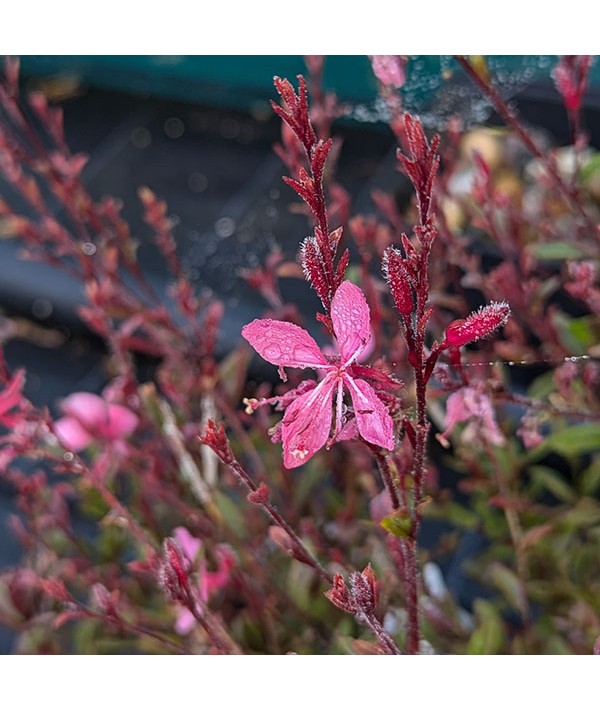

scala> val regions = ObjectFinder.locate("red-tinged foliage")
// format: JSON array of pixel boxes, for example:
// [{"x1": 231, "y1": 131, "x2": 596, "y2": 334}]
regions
[
  {"x1": 553, "y1": 55, "x2": 593, "y2": 115},
  {"x1": 324, "y1": 573, "x2": 356, "y2": 614},
  {"x1": 1, "y1": 55, "x2": 600, "y2": 656},
  {"x1": 395, "y1": 113, "x2": 440, "y2": 224}
]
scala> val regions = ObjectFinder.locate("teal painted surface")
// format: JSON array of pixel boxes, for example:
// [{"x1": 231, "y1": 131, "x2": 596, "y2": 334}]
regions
[
  {"x1": 18, "y1": 55, "x2": 377, "y2": 108},
  {"x1": 18, "y1": 56, "x2": 599, "y2": 111}
]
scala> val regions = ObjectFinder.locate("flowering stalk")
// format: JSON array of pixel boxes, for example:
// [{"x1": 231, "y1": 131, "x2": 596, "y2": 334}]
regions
[
  {"x1": 381, "y1": 112, "x2": 510, "y2": 653},
  {"x1": 272, "y1": 75, "x2": 349, "y2": 320}
]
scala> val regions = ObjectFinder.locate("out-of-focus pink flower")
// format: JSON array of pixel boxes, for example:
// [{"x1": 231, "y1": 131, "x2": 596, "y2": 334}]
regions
[
  {"x1": 517, "y1": 411, "x2": 544, "y2": 450},
  {"x1": 172, "y1": 527, "x2": 236, "y2": 636},
  {"x1": 54, "y1": 391, "x2": 138, "y2": 451},
  {"x1": 438, "y1": 385, "x2": 504, "y2": 448},
  {"x1": 242, "y1": 281, "x2": 394, "y2": 468},
  {"x1": 369, "y1": 55, "x2": 407, "y2": 90}
]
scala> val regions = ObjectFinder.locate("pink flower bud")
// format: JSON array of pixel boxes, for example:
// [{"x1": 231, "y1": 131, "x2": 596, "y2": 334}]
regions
[{"x1": 443, "y1": 301, "x2": 510, "y2": 348}]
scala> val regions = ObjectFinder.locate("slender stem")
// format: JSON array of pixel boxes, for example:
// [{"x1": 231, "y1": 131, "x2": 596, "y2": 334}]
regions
[
  {"x1": 402, "y1": 539, "x2": 420, "y2": 655},
  {"x1": 485, "y1": 442, "x2": 531, "y2": 625},
  {"x1": 183, "y1": 591, "x2": 242, "y2": 655},
  {"x1": 371, "y1": 447, "x2": 400, "y2": 511},
  {"x1": 358, "y1": 609, "x2": 403, "y2": 655},
  {"x1": 225, "y1": 455, "x2": 333, "y2": 584}
]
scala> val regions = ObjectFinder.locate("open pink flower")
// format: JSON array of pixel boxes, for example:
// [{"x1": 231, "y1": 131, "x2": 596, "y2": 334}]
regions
[
  {"x1": 242, "y1": 281, "x2": 394, "y2": 468},
  {"x1": 438, "y1": 385, "x2": 504, "y2": 448},
  {"x1": 54, "y1": 391, "x2": 138, "y2": 451}
]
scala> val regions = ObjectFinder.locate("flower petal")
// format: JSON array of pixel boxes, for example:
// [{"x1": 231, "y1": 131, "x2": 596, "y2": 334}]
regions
[
  {"x1": 60, "y1": 392, "x2": 109, "y2": 430},
  {"x1": 281, "y1": 372, "x2": 336, "y2": 468},
  {"x1": 54, "y1": 416, "x2": 92, "y2": 451},
  {"x1": 331, "y1": 281, "x2": 372, "y2": 362},
  {"x1": 173, "y1": 526, "x2": 202, "y2": 564},
  {"x1": 242, "y1": 319, "x2": 328, "y2": 370},
  {"x1": 174, "y1": 608, "x2": 196, "y2": 636},
  {"x1": 344, "y1": 376, "x2": 394, "y2": 450},
  {"x1": 103, "y1": 404, "x2": 139, "y2": 439}
]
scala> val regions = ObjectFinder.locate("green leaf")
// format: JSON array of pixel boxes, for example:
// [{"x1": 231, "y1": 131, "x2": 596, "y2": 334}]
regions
[
  {"x1": 213, "y1": 491, "x2": 247, "y2": 538},
  {"x1": 467, "y1": 599, "x2": 505, "y2": 654},
  {"x1": 487, "y1": 562, "x2": 524, "y2": 613},
  {"x1": 559, "y1": 498, "x2": 600, "y2": 529},
  {"x1": 530, "y1": 242, "x2": 586, "y2": 260},
  {"x1": 380, "y1": 510, "x2": 412, "y2": 538},
  {"x1": 530, "y1": 465, "x2": 576, "y2": 503},
  {"x1": 542, "y1": 423, "x2": 600, "y2": 458},
  {"x1": 581, "y1": 457, "x2": 600, "y2": 496},
  {"x1": 552, "y1": 312, "x2": 599, "y2": 354}
]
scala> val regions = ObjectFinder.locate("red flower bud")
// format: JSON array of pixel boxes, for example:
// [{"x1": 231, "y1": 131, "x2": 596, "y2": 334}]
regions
[
  {"x1": 324, "y1": 573, "x2": 356, "y2": 614},
  {"x1": 158, "y1": 538, "x2": 190, "y2": 603},
  {"x1": 199, "y1": 420, "x2": 234, "y2": 464},
  {"x1": 382, "y1": 247, "x2": 414, "y2": 315},
  {"x1": 443, "y1": 301, "x2": 510, "y2": 348}
]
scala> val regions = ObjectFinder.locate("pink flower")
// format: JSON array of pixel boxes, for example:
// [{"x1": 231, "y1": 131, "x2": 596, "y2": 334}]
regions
[
  {"x1": 438, "y1": 385, "x2": 504, "y2": 448},
  {"x1": 172, "y1": 527, "x2": 236, "y2": 636},
  {"x1": 242, "y1": 281, "x2": 394, "y2": 468},
  {"x1": 54, "y1": 391, "x2": 138, "y2": 451},
  {"x1": 369, "y1": 55, "x2": 406, "y2": 90}
]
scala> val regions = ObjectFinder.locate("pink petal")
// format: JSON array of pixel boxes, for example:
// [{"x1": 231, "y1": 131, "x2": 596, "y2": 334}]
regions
[
  {"x1": 54, "y1": 416, "x2": 92, "y2": 451},
  {"x1": 173, "y1": 527, "x2": 202, "y2": 563},
  {"x1": 331, "y1": 281, "x2": 372, "y2": 362},
  {"x1": 60, "y1": 392, "x2": 109, "y2": 430},
  {"x1": 60, "y1": 392, "x2": 137, "y2": 441},
  {"x1": 174, "y1": 608, "x2": 196, "y2": 636},
  {"x1": 102, "y1": 404, "x2": 139, "y2": 439},
  {"x1": 335, "y1": 418, "x2": 359, "y2": 442},
  {"x1": 242, "y1": 319, "x2": 328, "y2": 370},
  {"x1": 343, "y1": 376, "x2": 394, "y2": 450},
  {"x1": 281, "y1": 372, "x2": 336, "y2": 468}
]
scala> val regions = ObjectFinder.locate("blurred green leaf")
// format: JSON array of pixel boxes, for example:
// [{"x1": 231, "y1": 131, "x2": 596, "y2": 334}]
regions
[
  {"x1": 488, "y1": 562, "x2": 524, "y2": 613},
  {"x1": 467, "y1": 599, "x2": 505, "y2": 654},
  {"x1": 213, "y1": 491, "x2": 247, "y2": 538},
  {"x1": 581, "y1": 457, "x2": 600, "y2": 496},
  {"x1": 552, "y1": 312, "x2": 599, "y2": 354},
  {"x1": 81, "y1": 488, "x2": 111, "y2": 520},
  {"x1": 559, "y1": 498, "x2": 600, "y2": 529},
  {"x1": 541, "y1": 424, "x2": 600, "y2": 458},
  {"x1": 530, "y1": 465, "x2": 576, "y2": 503},
  {"x1": 530, "y1": 242, "x2": 586, "y2": 260}
]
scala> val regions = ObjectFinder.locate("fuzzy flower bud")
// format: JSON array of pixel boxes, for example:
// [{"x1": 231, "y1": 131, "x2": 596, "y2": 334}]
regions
[
  {"x1": 199, "y1": 419, "x2": 234, "y2": 464},
  {"x1": 158, "y1": 538, "x2": 191, "y2": 603},
  {"x1": 324, "y1": 573, "x2": 356, "y2": 614},
  {"x1": 349, "y1": 564, "x2": 379, "y2": 614},
  {"x1": 382, "y1": 247, "x2": 414, "y2": 315},
  {"x1": 443, "y1": 301, "x2": 510, "y2": 348}
]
